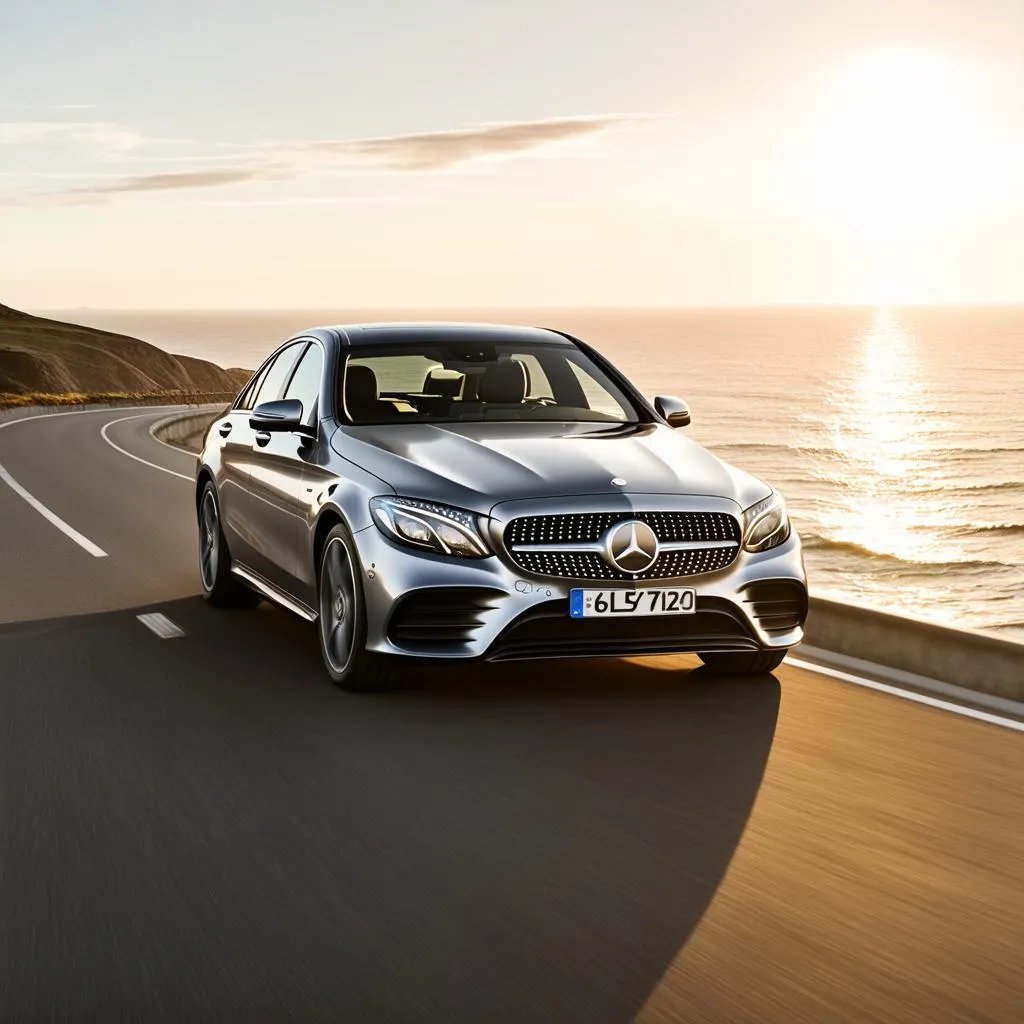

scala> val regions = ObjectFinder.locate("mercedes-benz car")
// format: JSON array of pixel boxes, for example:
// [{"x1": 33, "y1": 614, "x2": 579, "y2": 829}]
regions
[{"x1": 196, "y1": 322, "x2": 808, "y2": 690}]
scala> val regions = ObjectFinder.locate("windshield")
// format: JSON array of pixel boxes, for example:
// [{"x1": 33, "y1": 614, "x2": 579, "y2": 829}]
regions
[{"x1": 339, "y1": 339, "x2": 640, "y2": 425}]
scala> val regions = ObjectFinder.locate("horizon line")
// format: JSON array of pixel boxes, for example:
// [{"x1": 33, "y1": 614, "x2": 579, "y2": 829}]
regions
[{"x1": 32, "y1": 300, "x2": 1024, "y2": 314}]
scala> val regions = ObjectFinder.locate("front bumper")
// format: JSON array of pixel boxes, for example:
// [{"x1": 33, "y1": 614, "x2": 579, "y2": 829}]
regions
[{"x1": 353, "y1": 494, "x2": 808, "y2": 661}]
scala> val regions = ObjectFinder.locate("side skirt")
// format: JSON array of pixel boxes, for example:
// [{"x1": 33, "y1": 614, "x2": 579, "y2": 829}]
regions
[{"x1": 231, "y1": 563, "x2": 318, "y2": 622}]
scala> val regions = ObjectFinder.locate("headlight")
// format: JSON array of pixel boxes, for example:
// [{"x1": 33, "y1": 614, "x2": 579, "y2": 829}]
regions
[
  {"x1": 742, "y1": 491, "x2": 790, "y2": 552},
  {"x1": 369, "y1": 496, "x2": 491, "y2": 558}
]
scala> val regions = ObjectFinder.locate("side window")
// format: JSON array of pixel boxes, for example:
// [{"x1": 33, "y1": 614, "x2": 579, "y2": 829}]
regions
[
  {"x1": 251, "y1": 343, "x2": 305, "y2": 409},
  {"x1": 283, "y1": 343, "x2": 325, "y2": 426},
  {"x1": 235, "y1": 364, "x2": 269, "y2": 411}
]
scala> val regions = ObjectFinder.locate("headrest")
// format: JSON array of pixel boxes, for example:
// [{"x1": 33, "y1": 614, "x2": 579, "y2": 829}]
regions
[
  {"x1": 422, "y1": 367, "x2": 464, "y2": 398},
  {"x1": 345, "y1": 365, "x2": 379, "y2": 413},
  {"x1": 478, "y1": 359, "x2": 527, "y2": 404}
]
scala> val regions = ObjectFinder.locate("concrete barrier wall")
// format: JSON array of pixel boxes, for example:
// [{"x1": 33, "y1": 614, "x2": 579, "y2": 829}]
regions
[
  {"x1": 1, "y1": 399, "x2": 190, "y2": 424},
  {"x1": 152, "y1": 406, "x2": 227, "y2": 453},
  {"x1": 803, "y1": 596, "x2": 1024, "y2": 703}
]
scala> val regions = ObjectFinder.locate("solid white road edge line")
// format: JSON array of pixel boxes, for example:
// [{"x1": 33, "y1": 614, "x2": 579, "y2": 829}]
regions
[
  {"x1": 0, "y1": 461, "x2": 108, "y2": 557},
  {"x1": 0, "y1": 404, "x2": 188, "y2": 557},
  {"x1": 797, "y1": 644, "x2": 1024, "y2": 717},
  {"x1": 788, "y1": 657, "x2": 1024, "y2": 733},
  {"x1": 137, "y1": 612, "x2": 186, "y2": 639},
  {"x1": 101, "y1": 413, "x2": 194, "y2": 481},
  {"x1": 0, "y1": 406, "x2": 164, "y2": 558}
]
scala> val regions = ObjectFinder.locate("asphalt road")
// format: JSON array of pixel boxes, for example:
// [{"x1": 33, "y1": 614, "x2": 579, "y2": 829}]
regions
[{"x1": 1, "y1": 406, "x2": 1022, "y2": 1023}]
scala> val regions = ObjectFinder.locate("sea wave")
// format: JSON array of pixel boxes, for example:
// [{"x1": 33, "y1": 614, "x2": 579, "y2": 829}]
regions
[
  {"x1": 903, "y1": 522, "x2": 1024, "y2": 538},
  {"x1": 951, "y1": 523, "x2": 1024, "y2": 538},
  {"x1": 937, "y1": 480, "x2": 1024, "y2": 495},
  {"x1": 710, "y1": 443, "x2": 835, "y2": 457},
  {"x1": 800, "y1": 533, "x2": 1012, "y2": 571},
  {"x1": 711, "y1": 441, "x2": 1024, "y2": 457},
  {"x1": 952, "y1": 446, "x2": 1024, "y2": 455}
]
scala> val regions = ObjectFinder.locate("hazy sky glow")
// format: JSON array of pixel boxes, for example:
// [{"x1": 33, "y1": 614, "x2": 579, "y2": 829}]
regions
[{"x1": 2, "y1": 0, "x2": 1023, "y2": 308}]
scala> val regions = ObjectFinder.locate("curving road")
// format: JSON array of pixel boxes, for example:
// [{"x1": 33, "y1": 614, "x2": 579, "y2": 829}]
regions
[{"x1": 1, "y1": 406, "x2": 1022, "y2": 1023}]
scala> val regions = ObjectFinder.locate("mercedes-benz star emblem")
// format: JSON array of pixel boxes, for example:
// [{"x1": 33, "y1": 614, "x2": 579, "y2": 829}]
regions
[{"x1": 604, "y1": 520, "x2": 659, "y2": 573}]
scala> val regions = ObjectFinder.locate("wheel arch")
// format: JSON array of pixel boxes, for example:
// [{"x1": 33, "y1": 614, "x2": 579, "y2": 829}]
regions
[
  {"x1": 312, "y1": 505, "x2": 350, "y2": 580},
  {"x1": 195, "y1": 466, "x2": 215, "y2": 511}
]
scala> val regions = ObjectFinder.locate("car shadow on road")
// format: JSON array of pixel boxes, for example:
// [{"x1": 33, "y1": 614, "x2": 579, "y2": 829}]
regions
[{"x1": 2, "y1": 596, "x2": 781, "y2": 1024}]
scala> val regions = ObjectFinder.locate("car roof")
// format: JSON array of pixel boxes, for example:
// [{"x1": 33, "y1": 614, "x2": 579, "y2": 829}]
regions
[{"x1": 297, "y1": 322, "x2": 573, "y2": 347}]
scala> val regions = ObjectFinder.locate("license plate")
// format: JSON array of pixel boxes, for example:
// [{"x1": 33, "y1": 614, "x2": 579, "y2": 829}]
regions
[{"x1": 569, "y1": 587, "x2": 697, "y2": 618}]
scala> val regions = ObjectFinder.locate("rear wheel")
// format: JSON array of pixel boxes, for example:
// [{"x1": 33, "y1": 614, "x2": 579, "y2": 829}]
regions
[
  {"x1": 198, "y1": 482, "x2": 261, "y2": 608},
  {"x1": 317, "y1": 524, "x2": 401, "y2": 692},
  {"x1": 698, "y1": 650, "x2": 787, "y2": 677}
]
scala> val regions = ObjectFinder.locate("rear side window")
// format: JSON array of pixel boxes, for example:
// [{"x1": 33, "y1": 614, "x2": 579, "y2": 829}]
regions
[
  {"x1": 510, "y1": 352, "x2": 553, "y2": 401},
  {"x1": 235, "y1": 365, "x2": 269, "y2": 411},
  {"x1": 250, "y1": 343, "x2": 305, "y2": 408}
]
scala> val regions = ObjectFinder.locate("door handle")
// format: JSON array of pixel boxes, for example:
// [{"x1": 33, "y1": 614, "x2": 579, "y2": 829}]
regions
[
  {"x1": 255, "y1": 431, "x2": 271, "y2": 446},
  {"x1": 218, "y1": 423, "x2": 232, "y2": 437}
]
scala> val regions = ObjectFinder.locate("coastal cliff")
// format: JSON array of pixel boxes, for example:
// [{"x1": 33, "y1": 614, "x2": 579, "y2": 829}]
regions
[{"x1": 0, "y1": 304, "x2": 251, "y2": 405}]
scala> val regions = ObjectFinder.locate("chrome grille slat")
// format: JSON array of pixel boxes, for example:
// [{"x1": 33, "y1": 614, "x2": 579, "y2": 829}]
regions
[{"x1": 504, "y1": 511, "x2": 742, "y2": 581}]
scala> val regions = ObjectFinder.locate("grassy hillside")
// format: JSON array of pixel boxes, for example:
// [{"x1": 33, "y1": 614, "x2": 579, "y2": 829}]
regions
[{"x1": 0, "y1": 304, "x2": 252, "y2": 406}]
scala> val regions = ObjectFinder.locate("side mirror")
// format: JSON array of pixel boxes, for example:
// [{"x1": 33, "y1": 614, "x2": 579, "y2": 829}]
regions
[
  {"x1": 250, "y1": 398, "x2": 305, "y2": 432},
  {"x1": 654, "y1": 395, "x2": 691, "y2": 428}
]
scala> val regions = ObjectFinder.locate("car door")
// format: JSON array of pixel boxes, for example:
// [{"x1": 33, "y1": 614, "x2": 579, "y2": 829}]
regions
[
  {"x1": 278, "y1": 340, "x2": 328, "y2": 602},
  {"x1": 242, "y1": 340, "x2": 317, "y2": 593},
  {"x1": 216, "y1": 361, "x2": 271, "y2": 558}
]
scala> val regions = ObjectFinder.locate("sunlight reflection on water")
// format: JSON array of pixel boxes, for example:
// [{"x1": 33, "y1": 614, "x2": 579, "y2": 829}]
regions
[{"x1": 821, "y1": 308, "x2": 967, "y2": 568}]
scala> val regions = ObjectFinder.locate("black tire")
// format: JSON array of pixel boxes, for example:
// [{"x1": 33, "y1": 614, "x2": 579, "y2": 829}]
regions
[
  {"x1": 698, "y1": 650, "x2": 788, "y2": 677},
  {"x1": 198, "y1": 481, "x2": 262, "y2": 608},
  {"x1": 317, "y1": 523, "x2": 402, "y2": 692}
]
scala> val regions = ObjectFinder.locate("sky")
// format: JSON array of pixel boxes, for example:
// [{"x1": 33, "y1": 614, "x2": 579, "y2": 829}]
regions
[{"x1": 2, "y1": 0, "x2": 1023, "y2": 309}]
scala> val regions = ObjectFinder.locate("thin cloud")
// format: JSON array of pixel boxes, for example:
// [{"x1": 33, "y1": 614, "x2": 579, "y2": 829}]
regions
[
  {"x1": 187, "y1": 195, "x2": 424, "y2": 208},
  {"x1": 25, "y1": 114, "x2": 661, "y2": 204},
  {"x1": 303, "y1": 114, "x2": 652, "y2": 170},
  {"x1": 70, "y1": 167, "x2": 274, "y2": 196},
  {"x1": 0, "y1": 120, "x2": 144, "y2": 151}
]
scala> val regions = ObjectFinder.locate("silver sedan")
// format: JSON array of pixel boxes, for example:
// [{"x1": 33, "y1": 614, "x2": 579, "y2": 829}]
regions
[{"x1": 196, "y1": 322, "x2": 807, "y2": 690}]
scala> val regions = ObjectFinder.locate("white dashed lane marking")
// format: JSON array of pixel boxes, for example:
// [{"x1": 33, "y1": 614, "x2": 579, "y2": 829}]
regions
[{"x1": 137, "y1": 613, "x2": 186, "y2": 639}]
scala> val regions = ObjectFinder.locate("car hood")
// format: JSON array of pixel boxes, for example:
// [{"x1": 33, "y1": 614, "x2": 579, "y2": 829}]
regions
[{"x1": 332, "y1": 421, "x2": 772, "y2": 513}]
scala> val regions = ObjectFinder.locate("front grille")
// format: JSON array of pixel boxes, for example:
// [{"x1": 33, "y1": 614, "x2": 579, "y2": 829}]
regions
[
  {"x1": 387, "y1": 587, "x2": 504, "y2": 652},
  {"x1": 740, "y1": 580, "x2": 808, "y2": 635},
  {"x1": 504, "y1": 510, "x2": 741, "y2": 581},
  {"x1": 505, "y1": 511, "x2": 740, "y2": 546},
  {"x1": 508, "y1": 547, "x2": 738, "y2": 581},
  {"x1": 486, "y1": 597, "x2": 759, "y2": 661}
]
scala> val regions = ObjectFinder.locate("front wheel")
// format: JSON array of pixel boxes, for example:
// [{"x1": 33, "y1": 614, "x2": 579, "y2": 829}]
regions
[
  {"x1": 698, "y1": 650, "x2": 787, "y2": 677},
  {"x1": 317, "y1": 524, "x2": 401, "y2": 692}
]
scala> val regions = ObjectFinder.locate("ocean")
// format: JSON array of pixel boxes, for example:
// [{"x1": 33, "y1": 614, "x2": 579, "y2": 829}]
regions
[{"x1": 50, "y1": 306, "x2": 1024, "y2": 641}]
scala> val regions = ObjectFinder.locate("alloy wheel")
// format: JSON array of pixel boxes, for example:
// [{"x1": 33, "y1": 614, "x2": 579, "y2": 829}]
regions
[
  {"x1": 320, "y1": 536, "x2": 357, "y2": 675},
  {"x1": 199, "y1": 489, "x2": 219, "y2": 591}
]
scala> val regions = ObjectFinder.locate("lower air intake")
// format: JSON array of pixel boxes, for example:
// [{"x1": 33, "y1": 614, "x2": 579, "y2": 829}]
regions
[
  {"x1": 387, "y1": 587, "x2": 504, "y2": 652},
  {"x1": 740, "y1": 579, "x2": 808, "y2": 635}
]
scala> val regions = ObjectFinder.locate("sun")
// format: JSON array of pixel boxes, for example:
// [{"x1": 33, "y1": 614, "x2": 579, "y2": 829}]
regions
[{"x1": 793, "y1": 47, "x2": 1009, "y2": 244}]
